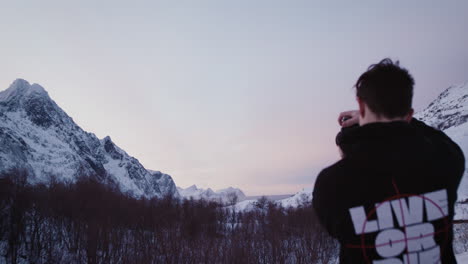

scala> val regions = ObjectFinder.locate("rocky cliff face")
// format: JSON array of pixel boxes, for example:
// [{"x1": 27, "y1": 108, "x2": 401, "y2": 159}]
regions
[
  {"x1": 415, "y1": 82, "x2": 468, "y2": 130},
  {"x1": 0, "y1": 79, "x2": 179, "y2": 198}
]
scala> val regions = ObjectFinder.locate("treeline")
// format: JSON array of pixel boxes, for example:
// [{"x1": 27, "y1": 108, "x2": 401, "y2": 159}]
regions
[{"x1": 0, "y1": 169, "x2": 338, "y2": 264}]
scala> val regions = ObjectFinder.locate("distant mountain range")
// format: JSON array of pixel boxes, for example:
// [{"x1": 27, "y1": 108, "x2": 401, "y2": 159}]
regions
[
  {"x1": 0, "y1": 79, "x2": 252, "y2": 203},
  {"x1": 177, "y1": 185, "x2": 247, "y2": 204},
  {"x1": 232, "y1": 188, "x2": 312, "y2": 211}
]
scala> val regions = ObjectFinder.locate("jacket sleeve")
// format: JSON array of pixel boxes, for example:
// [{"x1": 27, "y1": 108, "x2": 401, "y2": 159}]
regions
[{"x1": 312, "y1": 167, "x2": 341, "y2": 238}]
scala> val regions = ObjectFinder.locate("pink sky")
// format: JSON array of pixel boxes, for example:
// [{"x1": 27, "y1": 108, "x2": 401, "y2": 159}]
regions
[{"x1": 1, "y1": 1, "x2": 467, "y2": 195}]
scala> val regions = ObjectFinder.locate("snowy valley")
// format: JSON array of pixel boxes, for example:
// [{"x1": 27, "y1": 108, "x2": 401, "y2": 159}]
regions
[
  {"x1": 0, "y1": 78, "x2": 467, "y2": 214},
  {"x1": 0, "y1": 79, "x2": 467, "y2": 263}
]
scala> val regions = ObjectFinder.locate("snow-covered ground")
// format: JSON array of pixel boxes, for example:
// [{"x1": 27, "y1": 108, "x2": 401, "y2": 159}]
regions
[{"x1": 456, "y1": 251, "x2": 468, "y2": 263}]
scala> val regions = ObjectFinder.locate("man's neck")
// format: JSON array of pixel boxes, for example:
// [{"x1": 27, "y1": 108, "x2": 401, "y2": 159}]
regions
[
  {"x1": 358, "y1": 104, "x2": 413, "y2": 126},
  {"x1": 359, "y1": 114, "x2": 407, "y2": 126}
]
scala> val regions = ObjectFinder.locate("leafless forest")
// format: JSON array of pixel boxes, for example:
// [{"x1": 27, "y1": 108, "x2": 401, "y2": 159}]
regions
[{"x1": 0, "y1": 170, "x2": 338, "y2": 264}]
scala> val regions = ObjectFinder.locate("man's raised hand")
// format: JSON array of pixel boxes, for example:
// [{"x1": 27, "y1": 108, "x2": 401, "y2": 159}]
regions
[{"x1": 338, "y1": 110, "x2": 359, "y2": 127}]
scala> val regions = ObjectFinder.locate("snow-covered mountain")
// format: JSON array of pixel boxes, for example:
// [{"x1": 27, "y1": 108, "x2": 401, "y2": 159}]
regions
[
  {"x1": 177, "y1": 185, "x2": 246, "y2": 204},
  {"x1": 230, "y1": 188, "x2": 312, "y2": 212},
  {"x1": 415, "y1": 82, "x2": 468, "y2": 130},
  {"x1": 276, "y1": 188, "x2": 312, "y2": 208},
  {"x1": 415, "y1": 81, "x2": 468, "y2": 220},
  {"x1": 0, "y1": 79, "x2": 179, "y2": 198},
  {"x1": 217, "y1": 186, "x2": 247, "y2": 201}
]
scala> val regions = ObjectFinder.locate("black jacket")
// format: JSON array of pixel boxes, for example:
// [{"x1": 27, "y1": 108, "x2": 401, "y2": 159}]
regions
[{"x1": 313, "y1": 118, "x2": 465, "y2": 264}]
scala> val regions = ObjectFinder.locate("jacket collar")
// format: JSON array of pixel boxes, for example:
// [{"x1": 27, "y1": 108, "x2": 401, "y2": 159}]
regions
[{"x1": 338, "y1": 121, "x2": 419, "y2": 157}]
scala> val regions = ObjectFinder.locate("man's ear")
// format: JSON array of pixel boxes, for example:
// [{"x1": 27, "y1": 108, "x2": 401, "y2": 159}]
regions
[
  {"x1": 405, "y1": 108, "x2": 414, "y2": 122},
  {"x1": 357, "y1": 97, "x2": 366, "y2": 119}
]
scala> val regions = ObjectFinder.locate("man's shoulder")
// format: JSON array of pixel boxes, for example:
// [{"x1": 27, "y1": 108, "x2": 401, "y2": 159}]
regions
[
  {"x1": 412, "y1": 118, "x2": 465, "y2": 169},
  {"x1": 412, "y1": 118, "x2": 460, "y2": 148},
  {"x1": 315, "y1": 159, "x2": 350, "y2": 185}
]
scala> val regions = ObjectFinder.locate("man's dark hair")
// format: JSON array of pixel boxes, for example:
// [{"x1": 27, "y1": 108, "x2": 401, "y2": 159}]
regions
[{"x1": 355, "y1": 58, "x2": 414, "y2": 118}]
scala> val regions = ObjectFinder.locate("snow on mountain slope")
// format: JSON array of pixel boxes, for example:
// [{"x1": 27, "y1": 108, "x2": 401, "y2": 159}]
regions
[
  {"x1": 415, "y1": 82, "x2": 468, "y2": 130},
  {"x1": 445, "y1": 122, "x2": 468, "y2": 200},
  {"x1": 277, "y1": 188, "x2": 312, "y2": 208},
  {"x1": 217, "y1": 187, "x2": 247, "y2": 201},
  {"x1": 456, "y1": 251, "x2": 468, "y2": 263},
  {"x1": 148, "y1": 170, "x2": 179, "y2": 198},
  {"x1": 441, "y1": 121, "x2": 468, "y2": 220},
  {"x1": 0, "y1": 79, "x2": 179, "y2": 198},
  {"x1": 231, "y1": 199, "x2": 259, "y2": 211},
  {"x1": 178, "y1": 184, "x2": 246, "y2": 203},
  {"x1": 415, "y1": 82, "x2": 468, "y2": 220}
]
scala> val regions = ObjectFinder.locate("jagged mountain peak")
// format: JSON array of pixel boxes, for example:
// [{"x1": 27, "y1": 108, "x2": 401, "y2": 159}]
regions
[
  {"x1": 217, "y1": 187, "x2": 247, "y2": 200},
  {"x1": 0, "y1": 79, "x2": 70, "y2": 129},
  {"x1": 0, "y1": 79, "x2": 49, "y2": 102},
  {"x1": 415, "y1": 81, "x2": 468, "y2": 130},
  {"x1": 186, "y1": 184, "x2": 198, "y2": 190}
]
